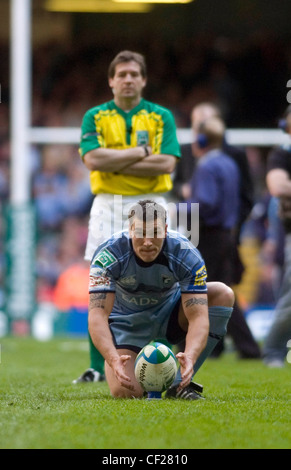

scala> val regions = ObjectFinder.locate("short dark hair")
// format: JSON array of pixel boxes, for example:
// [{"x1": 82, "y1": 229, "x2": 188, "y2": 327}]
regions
[
  {"x1": 108, "y1": 50, "x2": 147, "y2": 79},
  {"x1": 128, "y1": 200, "x2": 167, "y2": 225}
]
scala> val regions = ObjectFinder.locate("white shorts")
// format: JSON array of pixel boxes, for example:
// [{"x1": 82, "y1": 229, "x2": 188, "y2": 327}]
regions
[{"x1": 85, "y1": 193, "x2": 170, "y2": 261}]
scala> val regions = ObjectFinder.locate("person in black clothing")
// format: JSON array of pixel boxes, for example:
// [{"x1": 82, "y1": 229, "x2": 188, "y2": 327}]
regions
[
  {"x1": 173, "y1": 102, "x2": 261, "y2": 359},
  {"x1": 187, "y1": 116, "x2": 240, "y2": 285}
]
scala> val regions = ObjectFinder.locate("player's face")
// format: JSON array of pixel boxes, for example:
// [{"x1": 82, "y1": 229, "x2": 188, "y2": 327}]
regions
[
  {"x1": 109, "y1": 61, "x2": 146, "y2": 102},
  {"x1": 130, "y1": 219, "x2": 167, "y2": 263}
]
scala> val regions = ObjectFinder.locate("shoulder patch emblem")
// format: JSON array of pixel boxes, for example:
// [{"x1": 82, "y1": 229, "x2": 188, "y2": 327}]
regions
[{"x1": 93, "y1": 248, "x2": 117, "y2": 268}]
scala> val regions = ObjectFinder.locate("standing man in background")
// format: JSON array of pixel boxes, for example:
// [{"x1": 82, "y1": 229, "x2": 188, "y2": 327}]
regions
[
  {"x1": 263, "y1": 105, "x2": 291, "y2": 367},
  {"x1": 174, "y1": 104, "x2": 260, "y2": 359},
  {"x1": 174, "y1": 102, "x2": 254, "y2": 240},
  {"x1": 74, "y1": 50, "x2": 181, "y2": 383},
  {"x1": 187, "y1": 115, "x2": 240, "y2": 287}
]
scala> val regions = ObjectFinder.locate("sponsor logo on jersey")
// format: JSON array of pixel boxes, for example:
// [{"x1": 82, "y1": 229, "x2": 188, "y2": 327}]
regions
[
  {"x1": 119, "y1": 275, "x2": 136, "y2": 286},
  {"x1": 121, "y1": 293, "x2": 159, "y2": 306},
  {"x1": 162, "y1": 275, "x2": 173, "y2": 286},
  {"x1": 193, "y1": 264, "x2": 207, "y2": 286}
]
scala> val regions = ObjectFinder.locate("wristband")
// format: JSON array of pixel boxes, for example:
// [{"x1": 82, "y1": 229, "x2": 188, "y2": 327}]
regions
[{"x1": 143, "y1": 145, "x2": 149, "y2": 157}]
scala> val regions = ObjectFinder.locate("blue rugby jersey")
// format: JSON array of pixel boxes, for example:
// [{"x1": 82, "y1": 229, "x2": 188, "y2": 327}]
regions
[{"x1": 89, "y1": 230, "x2": 207, "y2": 317}]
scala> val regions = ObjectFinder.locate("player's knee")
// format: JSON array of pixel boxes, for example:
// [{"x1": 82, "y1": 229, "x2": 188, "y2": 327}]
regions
[
  {"x1": 110, "y1": 385, "x2": 143, "y2": 399},
  {"x1": 208, "y1": 282, "x2": 234, "y2": 308},
  {"x1": 221, "y1": 284, "x2": 235, "y2": 307}
]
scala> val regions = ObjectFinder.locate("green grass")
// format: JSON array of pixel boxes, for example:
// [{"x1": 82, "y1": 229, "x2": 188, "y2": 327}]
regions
[{"x1": 0, "y1": 337, "x2": 290, "y2": 449}]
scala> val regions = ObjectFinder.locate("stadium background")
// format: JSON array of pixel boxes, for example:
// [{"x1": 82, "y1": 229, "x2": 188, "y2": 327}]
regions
[{"x1": 1, "y1": 0, "x2": 291, "y2": 340}]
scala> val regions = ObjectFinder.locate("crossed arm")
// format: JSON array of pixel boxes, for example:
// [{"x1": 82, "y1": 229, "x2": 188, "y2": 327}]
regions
[{"x1": 83, "y1": 146, "x2": 177, "y2": 176}]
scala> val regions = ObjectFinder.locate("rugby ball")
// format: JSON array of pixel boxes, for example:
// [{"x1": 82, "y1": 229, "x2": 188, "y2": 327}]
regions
[{"x1": 134, "y1": 341, "x2": 177, "y2": 393}]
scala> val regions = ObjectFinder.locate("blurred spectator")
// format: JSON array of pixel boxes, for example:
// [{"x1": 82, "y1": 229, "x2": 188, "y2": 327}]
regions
[
  {"x1": 32, "y1": 144, "x2": 92, "y2": 231},
  {"x1": 263, "y1": 105, "x2": 291, "y2": 367},
  {"x1": 173, "y1": 102, "x2": 254, "y2": 239},
  {"x1": 36, "y1": 215, "x2": 89, "y2": 301},
  {"x1": 32, "y1": 145, "x2": 70, "y2": 231},
  {"x1": 185, "y1": 115, "x2": 240, "y2": 285},
  {"x1": 53, "y1": 260, "x2": 89, "y2": 312},
  {"x1": 176, "y1": 104, "x2": 260, "y2": 359},
  {"x1": 58, "y1": 155, "x2": 93, "y2": 218},
  {"x1": 257, "y1": 196, "x2": 285, "y2": 304}
]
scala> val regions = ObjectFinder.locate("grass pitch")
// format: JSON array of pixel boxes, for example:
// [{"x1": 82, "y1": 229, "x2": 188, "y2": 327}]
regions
[{"x1": 0, "y1": 337, "x2": 290, "y2": 449}]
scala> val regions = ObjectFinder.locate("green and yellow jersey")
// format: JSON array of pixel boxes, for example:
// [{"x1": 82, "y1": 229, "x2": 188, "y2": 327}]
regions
[{"x1": 79, "y1": 98, "x2": 181, "y2": 195}]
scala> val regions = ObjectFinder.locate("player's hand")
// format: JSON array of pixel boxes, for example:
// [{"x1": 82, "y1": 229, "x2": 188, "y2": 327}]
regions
[
  {"x1": 176, "y1": 352, "x2": 194, "y2": 391},
  {"x1": 144, "y1": 145, "x2": 152, "y2": 156},
  {"x1": 112, "y1": 354, "x2": 134, "y2": 391},
  {"x1": 138, "y1": 145, "x2": 152, "y2": 158}
]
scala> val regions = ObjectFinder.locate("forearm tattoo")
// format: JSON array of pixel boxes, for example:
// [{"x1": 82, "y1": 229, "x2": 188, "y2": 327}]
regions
[
  {"x1": 184, "y1": 297, "x2": 208, "y2": 308},
  {"x1": 89, "y1": 293, "x2": 107, "y2": 310}
]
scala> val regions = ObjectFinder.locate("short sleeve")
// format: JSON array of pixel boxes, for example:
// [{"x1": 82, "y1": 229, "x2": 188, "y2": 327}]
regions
[
  {"x1": 89, "y1": 265, "x2": 116, "y2": 293},
  {"x1": 160, "y1": 109, "x2": 181, "y2": 158},
  {"x1": 179, "y1": 259, "x2": 208, "y2": 294},
  {"x1": 79, "y1": 109, "x2": 101, "y2": 159},
  {"x1": 89, "y1": 247, "x2": 119, "y2": 293}
]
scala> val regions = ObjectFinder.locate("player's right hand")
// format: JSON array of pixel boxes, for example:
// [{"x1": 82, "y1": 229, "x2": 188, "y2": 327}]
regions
[{"x1": 112, "y1": 354, "x2": 134, "y2": 390}]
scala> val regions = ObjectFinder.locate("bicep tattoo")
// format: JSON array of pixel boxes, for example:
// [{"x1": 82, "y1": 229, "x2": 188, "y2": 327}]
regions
[
  {"x1": 184, "y1": 297, "x2": 208, "y2": 308},
  {"x1": 89, "y1": 293, "x2": 107, "y2": 310}
]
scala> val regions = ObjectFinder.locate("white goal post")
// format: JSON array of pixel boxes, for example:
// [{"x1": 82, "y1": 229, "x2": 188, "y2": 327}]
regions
[{"x1": 27, "y1": 126, "x2": 290, "y2": 147}]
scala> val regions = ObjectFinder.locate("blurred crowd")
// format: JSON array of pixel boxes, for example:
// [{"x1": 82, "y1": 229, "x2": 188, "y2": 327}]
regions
[{"x1": 0, "y1": 32, "x2": 290, "y2": 320}]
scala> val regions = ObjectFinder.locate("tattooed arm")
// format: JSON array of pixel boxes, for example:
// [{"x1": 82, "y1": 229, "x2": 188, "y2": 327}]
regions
[
  {"x1": 88, "y1": 292, "x2": 117, "y2": 367},
  {"x1": 176, "y1": 293, "x2": 209, "y2": 389},
  {"x1": 88, "y1": 292, "x2": 133, "y2": 389}
]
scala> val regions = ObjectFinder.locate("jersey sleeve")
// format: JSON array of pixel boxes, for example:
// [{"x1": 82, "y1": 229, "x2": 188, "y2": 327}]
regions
[
  {"x1": 167, "y1": 235, "x2": 208, "y2": 293},
  {"x1": 79, "y1": 109, "x2": 101, "y2": 159},
  {"x1": 159, "y1": 109, "x2": 181, "y2": 158},
  {"x1": 89, "y1": 247, "x2": 118, "y2": 293},
  {"x1": 179, "y1": 258, "x2": 208, "y2": 294}
]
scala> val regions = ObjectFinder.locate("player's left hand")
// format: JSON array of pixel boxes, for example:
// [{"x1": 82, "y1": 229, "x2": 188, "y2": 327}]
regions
[{"x1": 176, "y1": 352, "x2": 194, "y2": 390}]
